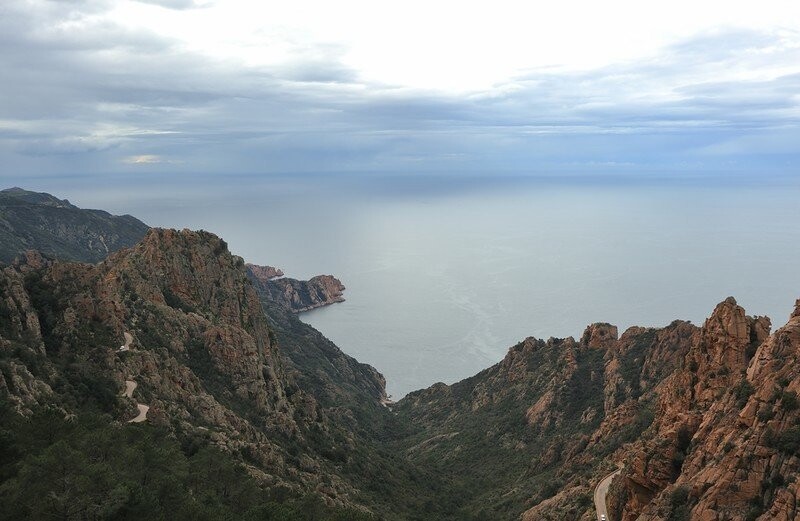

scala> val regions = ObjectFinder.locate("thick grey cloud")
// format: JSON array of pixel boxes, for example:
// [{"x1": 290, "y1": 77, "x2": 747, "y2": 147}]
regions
[
  {"x1": 0, "y1": 0, "x2": 798, "y2": 180},
  {"x1": 133, "y1": 0, "x2": 210, "y2": 9}
]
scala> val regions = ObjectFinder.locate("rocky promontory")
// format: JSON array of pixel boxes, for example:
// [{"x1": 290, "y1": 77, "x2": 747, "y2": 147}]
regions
[
  {"x1": 245, "y1": 263, "x2": 284, "y2": 282},
  {"x1": 247, "y1": 269, "x2": 345, "y2": 313}
]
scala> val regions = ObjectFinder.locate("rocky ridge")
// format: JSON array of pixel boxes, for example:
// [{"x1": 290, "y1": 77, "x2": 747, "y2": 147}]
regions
[
  {"x1": 0, "y1": 187, "x2": 150, "y2": 263},
  {"x1": 0, "y1": 228, "x2": 419, "y2": 516},
  {"x1": 607, "y1": 298, "x2": 799, "y2": 521},
  {"x1": 394, "y1": 297, "x2": 800, "y2": 520},
  {"x1": 246, "y1": 263, "x2": 284, "y2": 281}
]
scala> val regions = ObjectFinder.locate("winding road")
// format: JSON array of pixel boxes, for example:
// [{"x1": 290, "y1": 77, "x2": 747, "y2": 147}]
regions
[
  {"x1": 129, "y1": 403, "x2": 150, "y2": 423},
  {"x1": 118, "y1": 332, "x2": 133, "y2": 352},
  {"x1": 594, "y1": 469, "x2": 621, "y2": 520},
  {"x1": 122, "y1": 379, "x2": 137, "y2": 398},
  {"x1": 118, "y1": 332, "x2": 149, "y2": 423}
]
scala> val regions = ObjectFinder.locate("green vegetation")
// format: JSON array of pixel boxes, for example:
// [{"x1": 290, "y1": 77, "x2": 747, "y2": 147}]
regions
[
  {"x1": 0, "y1": 187, "x2": 150, "y2": 264},
  {"x1": 565, "y1": 347, "x2": 606, "y2": 426},
  {"x1": 615, "y1": 329, "x2": 657, "y2": 402},
  {"x1": 780, "y1": 390, "x2": 798, "y2": 411},
  {"x1": 671, "y1": 425, "x2": 693, "y2": 475},
  {"x1": 666, "y1": 486, "x2": 693, "y2": 521},
  {"x1": 162, "y1": 286, "x2": 196, "y2": 313},
  {"x1": 0, "y1": 404, "x2": 376, "y2": 521},
  {"x1": 389, "y1": 340, "x2": 619, "y2": 520},
  {"x1": 734, "y1": 380, "x2": 755, "y2": 408},
  {"x1": 767, "y1": 426, "x2": 800, "y2": 457},
  {"x1": 593, "y1": 402, "x2": 655, "y2": 458}
]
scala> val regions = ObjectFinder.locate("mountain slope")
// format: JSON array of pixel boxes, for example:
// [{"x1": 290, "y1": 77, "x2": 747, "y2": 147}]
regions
[
  {"x1": 393, "y1": 320, "x2": 694, "y2": 519},
  {"x1": 608, "y1": 298, "x2": 800, "y2": 521},
  {"x1": 245, "y1": 263, "x2": 383, "y2": 406},
  {"x1": 0, "y1": 228, "x2": 456, "y2": 519},
  {"x1": 0, "y1": 188, "x2": 150, "y2": 263},
  {"x1": 393, "y1": 297, "x2": 800, "y2": 521}
]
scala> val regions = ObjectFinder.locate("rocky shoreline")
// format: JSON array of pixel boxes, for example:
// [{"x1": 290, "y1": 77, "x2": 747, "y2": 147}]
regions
[{"x1": 246, "y1": 264, "x2": 346, "y2": 313}]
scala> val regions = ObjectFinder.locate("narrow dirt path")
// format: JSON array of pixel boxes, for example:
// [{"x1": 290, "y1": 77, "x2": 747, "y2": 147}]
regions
[
  {"x1": 123, "y1": 380, "x2": 137, "y2": 398},
  {"x1": 119, "y1": 331, "x2": 134, "y2": 352},
  {"x1": 118, "y1": 332, "x2": 149, "y2": 423},
  {"x1": 120, "y1": 379, "x2": 149, "y2": 423},
  {"x1": 129, "y1": 404, "x2": 150, "y2": 423}
]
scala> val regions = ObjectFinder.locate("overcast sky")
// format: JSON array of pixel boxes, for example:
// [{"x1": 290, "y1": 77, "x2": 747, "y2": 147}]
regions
[{"x1": 1, "y1": 0, "x2": 799, "y2": 180}]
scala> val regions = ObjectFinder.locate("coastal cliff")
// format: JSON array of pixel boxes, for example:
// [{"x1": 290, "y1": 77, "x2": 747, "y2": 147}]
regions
[
  {"x1": 247, "y1": 264, "x2": 346, "y2": 313},
  {"x1": 245, "y1": 263, "x2": 284, "y2": 281}
]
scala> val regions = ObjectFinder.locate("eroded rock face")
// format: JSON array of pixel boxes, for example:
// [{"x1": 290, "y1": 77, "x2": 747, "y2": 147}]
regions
[
  {"x1": 396, "y1": 321, "x2": 689, "y2": 519},
  {"x1": 245, "y1": 263, "x2": 284, "y2": 282},
  {"x1": 602, "y1": 321, "x2": 695, "y2": 414},
  {"x1": 97, "y1": 229, "x2": 291, "y2": 415},
  {"x1": 397, "y1": 297, "x2": 800, "y2": 520},
  {"x1": 582, "y1": 322, "x2": 619, "y2": 349},
  {"x1": 608, "y1": 297, "x2": 800, "y2": 521},
  {"x1": 0, "y1": 228, "x2": 379, "y2": 506},
  {"x1": 250, "y1": 273, "x2": 346, "y2": 313}
]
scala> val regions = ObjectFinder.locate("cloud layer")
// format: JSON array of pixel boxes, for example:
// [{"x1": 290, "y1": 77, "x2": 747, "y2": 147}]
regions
[{"x1": 1, "y1": 0, "x2": 799, "y2": 179}]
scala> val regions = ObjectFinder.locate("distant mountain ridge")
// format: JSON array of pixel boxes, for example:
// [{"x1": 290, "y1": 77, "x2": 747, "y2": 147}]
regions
[
  {"x1": 0, "y1": 187, "x2": 150, "y2": 263},
  {"x1": 0, "y1": 187, "x2": 348, "y2": 313}
]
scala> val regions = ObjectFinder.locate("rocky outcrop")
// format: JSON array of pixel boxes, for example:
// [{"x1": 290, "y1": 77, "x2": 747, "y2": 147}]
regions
[
  {"x1": 395, "y1": 325, "x2": 657, "y2": 519},
  {"x1": 0, "y1": 187, "x2": 149, "y2": 263},
  {"x1": 601, "y1": 321, "x2": 695, "y2": 413},
  {"x1": 246, "y1": 263, "x2": 284, "y2": 282},
  {"x1": 396, "y1": 298, "x2": 800, "y2": 521},
  {"x1": 582, "y1": 322, "x2": 619, "y2": 349},
  {"x1": 249, "y1": 273, "x2": 346, "y2": 313},
  {"x1": 0, "y1": 228, "x2": 394, "y2": 510},
  {"x1": 5, "y1": 228, "x2": 294, "y2": 429},
  {"x1": 606, "y1": 297, "x2": 800, "y2": 521}
]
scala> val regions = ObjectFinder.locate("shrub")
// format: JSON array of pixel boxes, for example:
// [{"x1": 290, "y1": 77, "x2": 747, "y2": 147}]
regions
[
  {"x1": 771, "y1": 426, "x2": 800, "y2": 456},
  {"x1": 781, "y1": 390, "x2": 799, "y2": 411},
  {"x1": 667, "y1": 486, "x2": 691, "y2": 521},
  {"x1": 734, "y1": 380, "x2": 755, "y2": 408},
  {"x1": 757, "y1": 407, "x2": 775, "y2": 422}
]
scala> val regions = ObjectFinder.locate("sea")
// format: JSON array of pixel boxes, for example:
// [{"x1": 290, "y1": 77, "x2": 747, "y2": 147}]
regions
[{"x1": 39, "y1": 173, "x2": 800, "y2": 398}]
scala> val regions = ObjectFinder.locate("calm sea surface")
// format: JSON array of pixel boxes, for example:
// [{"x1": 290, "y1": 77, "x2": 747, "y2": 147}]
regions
[{"x1": 44, "y1": 174, "x2": 800, "y2": 398}]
